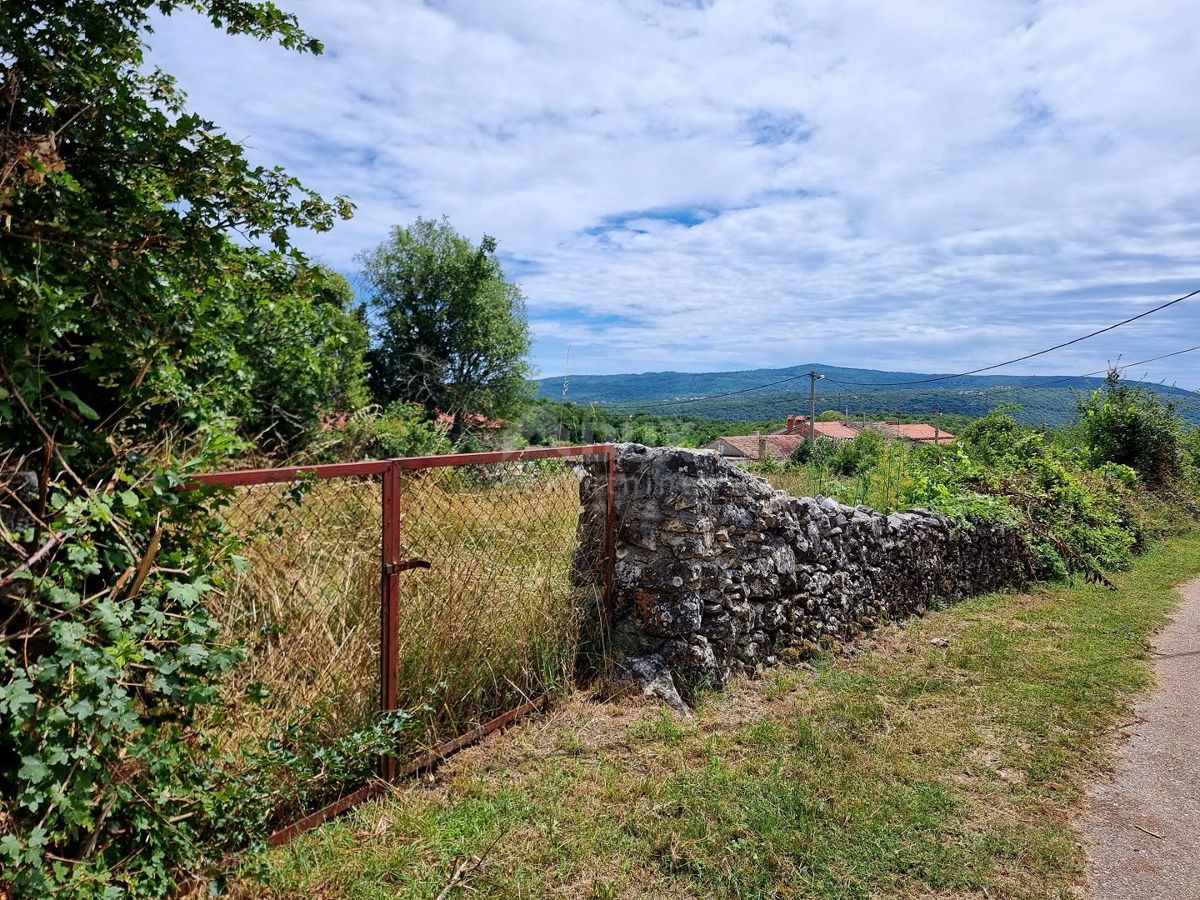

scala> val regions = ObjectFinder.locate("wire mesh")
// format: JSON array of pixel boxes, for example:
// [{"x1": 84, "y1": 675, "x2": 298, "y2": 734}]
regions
[
  {"x1": 190, "y1": 446, "x2": 613, "y2": 835},
  {"x1": 199, "y1": 472, "x2": 383, "y2": 827},
  {"x1": 393, "y1": 450, "x2": 611, "y2": 747}
]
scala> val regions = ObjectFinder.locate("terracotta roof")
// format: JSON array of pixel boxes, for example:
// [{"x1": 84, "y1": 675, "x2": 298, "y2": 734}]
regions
[
  {"x1": 859, "y1": 421, "x2": 954, "y2": 443},
  {"x1": 708, "y1": 426, "x2": 861, "y2": 460},
  {"x1": 434, "y1": 411, "x2": 504, "y2": 431},
  {"x1": 894, "y1": 423, "x2": 954, "y2": 443},
  {"x1": 811, "y1": 421, "x2": 858, "y2": 440},
  {"x1": 708, "y1": 434, "x2": 808, "y2": 461},
  {"x1": 779, "y1": 416, "x2": 860, "y2": 441}
]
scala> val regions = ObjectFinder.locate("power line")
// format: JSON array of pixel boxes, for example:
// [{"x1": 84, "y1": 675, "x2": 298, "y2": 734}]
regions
[
  {"x1": 596, "y1": 285, "x2": 1199, "y2": 413},
  {"x1": 1037, "y1": 345, "x2": 1200, "y2": 388},
  {"x1": 604, "y1": 370, "x2": 814, "y2": 412},
  {"x1": 913, "y1": 345, "x2": 1200, "y2": 401},
  {"x1": 608, "y1": 343, "x2": 1200, "y2": 427},
  {"x1": 824, "y1": 286, "x2": 1200, "y2": 388}
]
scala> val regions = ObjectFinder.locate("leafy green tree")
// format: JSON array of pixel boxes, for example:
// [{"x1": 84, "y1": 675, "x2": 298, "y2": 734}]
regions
[
  {"x1": 359, "y1": 217, "x2": 532, "y2": 437},
  {"x1": 1, "y1": 2, "x2": 355, "y2": 894},
  {"x1": 232, "y1": 263, "x2": 370, "y2": 447},
  {"x1": 1077, "y1": 370, "x2": 1183, "y2": 485}
]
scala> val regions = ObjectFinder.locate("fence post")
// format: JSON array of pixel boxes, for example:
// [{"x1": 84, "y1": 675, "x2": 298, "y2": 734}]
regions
[
  {"x1": 604, "y1": 446, "x2": 617, "y2": 633},
  {"x1": 379, "y1": 460, "x2": 402, "y2": 781}
]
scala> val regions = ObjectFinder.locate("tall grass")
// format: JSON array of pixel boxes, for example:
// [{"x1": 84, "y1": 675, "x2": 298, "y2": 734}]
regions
[
  {"x1": 393, "y1": 463, "x2": 600, "y2": 737},
  {"x1": 205, "y1": 475, "x2": 383, "y2": 749},
  {"x1": 751, "y1": 439, "x2": 915, "y2": 511},
  {"x1": 201, "y1": 461, "x2": 601, "y2": 818}
]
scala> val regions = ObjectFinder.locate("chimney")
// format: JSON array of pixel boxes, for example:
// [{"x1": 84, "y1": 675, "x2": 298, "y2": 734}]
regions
[
  {"x1": 786, "y1": 415, "x2": 795, "y2": 433},
  {"x1": 755, "y1": 431, "x2": 767, "y2": 460}
]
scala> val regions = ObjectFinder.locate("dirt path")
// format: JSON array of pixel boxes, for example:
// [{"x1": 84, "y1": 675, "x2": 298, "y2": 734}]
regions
[{"x1": 1084, "y1": 576, "x2": 1200, "y2": 899}]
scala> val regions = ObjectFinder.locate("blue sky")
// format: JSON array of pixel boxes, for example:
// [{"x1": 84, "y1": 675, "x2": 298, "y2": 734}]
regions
[{"x1": 147, "y1": 0, "x2": 1200, "y2": 387}]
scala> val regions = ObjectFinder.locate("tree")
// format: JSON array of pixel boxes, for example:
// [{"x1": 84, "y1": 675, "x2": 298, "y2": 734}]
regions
[
  {"x1": 1077, "y1": 369, "x2": 1183, "y2": 485},
  {"x1": 1, "y1": 2, "x2": 354, "y2": 894},
  {"x1": 360, "y1": 217, "x2": 532, "y2": 437},
  {"x1": 232, "y1": 262, "x2": 370, "y2": 448}
]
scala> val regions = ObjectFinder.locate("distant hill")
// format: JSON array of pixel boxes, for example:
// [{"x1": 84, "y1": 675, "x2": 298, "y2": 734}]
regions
[{"x1": 534, "y1": 363, "x2": 1200, "y2": 426}]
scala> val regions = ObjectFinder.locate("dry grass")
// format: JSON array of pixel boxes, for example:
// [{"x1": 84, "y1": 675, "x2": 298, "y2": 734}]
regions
[
  {"x1": 751, "y1": 451, "x2": 913, "y2": 512},
  {"x1": 202, "y1": 460, "x2": 603, "y2": 766},
  {"x1": 204, "y1": 475, "x2": 383, "y2": 748},
  {"x1": 392, "y1": 464, "x2": 603, "y2": 738}
]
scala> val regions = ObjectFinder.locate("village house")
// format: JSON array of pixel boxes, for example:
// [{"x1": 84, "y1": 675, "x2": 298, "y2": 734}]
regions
[
  {"x1": 778, "y1": 414, "x2": 953, "y2": 445},
  {"x1": 707, "y1": 415, "x2": 953, "y2": 462},
  {"x1": 857, "y1": 421, "x2": 955, "y2": 445},
  {"x1": 707, "y1": 433, "x2": 806, "y2": 462}
]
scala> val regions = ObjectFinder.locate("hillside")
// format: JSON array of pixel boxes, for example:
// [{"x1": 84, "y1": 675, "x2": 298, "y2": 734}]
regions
[{"x1": 536, "y1": 364, "x2": 1200, "y2": 426}]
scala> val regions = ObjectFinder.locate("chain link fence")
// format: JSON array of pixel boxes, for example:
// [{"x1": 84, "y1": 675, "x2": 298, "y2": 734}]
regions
[{"x1": 190, "y1": 446, "x2": 614, "y2": 838}]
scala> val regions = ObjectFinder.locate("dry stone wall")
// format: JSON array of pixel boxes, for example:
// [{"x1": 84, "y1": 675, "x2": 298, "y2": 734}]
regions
[{"x1": 580, "y1": 444, "x2": 1036, "y2": 706}]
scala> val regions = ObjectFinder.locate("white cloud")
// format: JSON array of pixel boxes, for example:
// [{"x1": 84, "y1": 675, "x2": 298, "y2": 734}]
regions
[{"x1": 147, "y1": 0, "x2": 1200, "y2": 386}]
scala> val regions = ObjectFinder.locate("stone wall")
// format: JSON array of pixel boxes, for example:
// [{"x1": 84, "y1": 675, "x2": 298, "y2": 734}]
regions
[{"x1": 581, "y1": 444, "x2": 1036, "y2": 705}]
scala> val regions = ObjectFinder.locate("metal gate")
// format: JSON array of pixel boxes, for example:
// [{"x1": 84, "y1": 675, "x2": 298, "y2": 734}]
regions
[{"x1": 190, "y1": 444, "x2": 615, "y2": 842}]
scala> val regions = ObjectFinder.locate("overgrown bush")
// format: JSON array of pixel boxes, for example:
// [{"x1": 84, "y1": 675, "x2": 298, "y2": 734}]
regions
[
  {"x1": 0, "y1": 3, "x2": 364, "y2": 895},
  {"x1": 1077, "y1": 370, "x2": 1183, "y2": 485},
  {"x1": 312, "y1": 403, "x2": 454, "y2": 461},
  {"x1": 762, "y1": 404, "x2": 1181, "y2": 582},
  {"x1": 905, "y1": 416, "x2": 1142, "y2": 579}
]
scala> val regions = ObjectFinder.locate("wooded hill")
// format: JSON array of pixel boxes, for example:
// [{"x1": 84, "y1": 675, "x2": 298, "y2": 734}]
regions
[{"x1": 534, "y1": 363, "x2": 1200, "y2": 425}]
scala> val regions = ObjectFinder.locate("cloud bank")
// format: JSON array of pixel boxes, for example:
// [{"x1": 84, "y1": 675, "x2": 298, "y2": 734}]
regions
[{"x1": 147, "y1": 0, "x2": 1200, "y2": 387}]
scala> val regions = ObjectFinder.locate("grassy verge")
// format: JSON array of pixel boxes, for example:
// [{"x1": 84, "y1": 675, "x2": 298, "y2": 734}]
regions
[{"x1": 249, "y1": 531, "x2": 1200, "y2": 899}]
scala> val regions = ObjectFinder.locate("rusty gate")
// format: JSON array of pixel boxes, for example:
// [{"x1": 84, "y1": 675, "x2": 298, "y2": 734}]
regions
[{"x1": 190, "y1": 444, "x2": 616, "y2": 842}]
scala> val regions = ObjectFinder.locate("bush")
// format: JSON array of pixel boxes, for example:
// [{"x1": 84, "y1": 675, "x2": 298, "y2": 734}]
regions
[
  {"x1": 315, "y1": 404, "x2": 453, "y2": 461},
  {"x1": 767, "y1": 405, "x2": 1167, "y2": 581},
  {"x1": 1077, "y1": 371, "x2": 1183, "y2": 485},
  {"x1": 789, "y1": 432, "x2": 884, "y2": 477},
  {"x1": 1, "y1": 3, "x2": 358, "y2": 894},
  {"x1": 1, "y1": 447, "x2": 252, "y2": 897},
  {"x1": 925, "y1": 408, "x2": 1143, "y2": 577}
]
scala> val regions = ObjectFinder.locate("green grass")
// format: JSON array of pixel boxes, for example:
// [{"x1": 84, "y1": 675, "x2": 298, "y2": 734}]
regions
[{"x1": 247, "y1": 531, "x2": 1200, "y2": 899}]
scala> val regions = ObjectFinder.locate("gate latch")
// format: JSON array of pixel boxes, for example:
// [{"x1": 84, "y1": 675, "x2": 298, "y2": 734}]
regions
[{"x1": 384, "y1": 557, "x2": 431, "y2": 575}]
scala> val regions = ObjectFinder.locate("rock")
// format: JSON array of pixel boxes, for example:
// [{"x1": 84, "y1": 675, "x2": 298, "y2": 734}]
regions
[
  {"x1": 574, "y1": 445, "x2": 1035, "y2": 708},
  {"x1": 615, "y1": 653, "x2": 691, "y2": 715}
]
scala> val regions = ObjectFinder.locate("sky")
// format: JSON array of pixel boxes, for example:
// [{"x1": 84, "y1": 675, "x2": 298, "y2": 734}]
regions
[{"x1": 147, "y1": 0, "x2": 1200, "y2": 386}]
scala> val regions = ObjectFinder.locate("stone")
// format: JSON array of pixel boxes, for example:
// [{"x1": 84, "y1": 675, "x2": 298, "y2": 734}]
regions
[{"x1": 575, "y1": 445, "x2": 1037, "y2": 707}]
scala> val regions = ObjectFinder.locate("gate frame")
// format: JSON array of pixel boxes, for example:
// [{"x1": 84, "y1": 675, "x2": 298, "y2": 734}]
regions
[{"x1": 191, "y1": 443, "x2": 617, "y2": 843}]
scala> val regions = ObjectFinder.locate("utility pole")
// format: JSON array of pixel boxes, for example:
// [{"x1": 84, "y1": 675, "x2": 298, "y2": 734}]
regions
[
  {"x1": 807, "y1": 370, "x2": 824, "y2": 446},
  {"x1": 934, "y1": 402, "x2": 941, "y2": 445}
]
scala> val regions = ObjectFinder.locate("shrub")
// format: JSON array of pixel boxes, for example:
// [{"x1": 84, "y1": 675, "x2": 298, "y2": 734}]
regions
[
  {"x1": 1077, "y1": 371, "x2": 1183, "y2": 485},
  {"x1": 790, "y1": 432, "x2": 885, "y2": 477},
  {"x1": 315, "y1": 403, "x2": 454, "y2": 461},
  {"x1": 1, "y1": 2, "x2": 359, "y2": 894},
  {"x1": 829, "y1": 430, "x2": 887, "y2": 477}
]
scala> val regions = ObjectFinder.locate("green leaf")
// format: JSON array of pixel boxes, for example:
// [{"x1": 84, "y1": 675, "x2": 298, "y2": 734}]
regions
[
  {"x1": 57, "y1": 389, "x2": 99, "y2": 421},
  {"x1": 0, "y1": 834, "x2": 22, "y2": 861},
  {"x1": 19, "y1": 756, "x2": 50, "y2": 785},
  {"x1": 0, "y1": 676, "x2": 37, "y2": 715}
]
